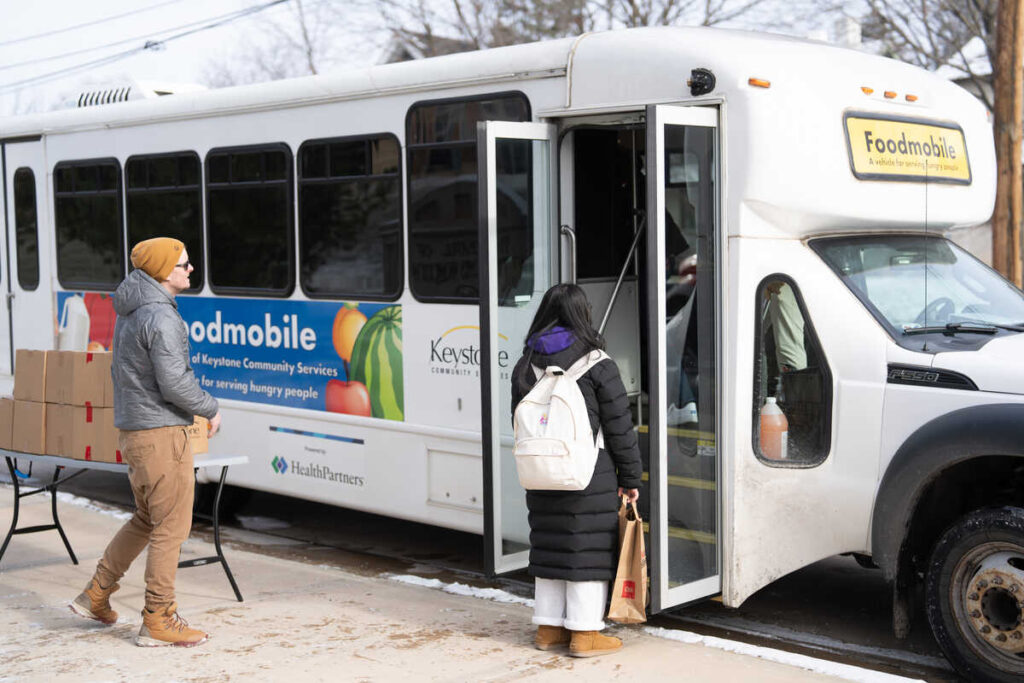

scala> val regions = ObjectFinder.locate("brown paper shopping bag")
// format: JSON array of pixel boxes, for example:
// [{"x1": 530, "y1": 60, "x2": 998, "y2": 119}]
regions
[{"x1": 607, "y1": 497, "x2": 647, "y2": 623}]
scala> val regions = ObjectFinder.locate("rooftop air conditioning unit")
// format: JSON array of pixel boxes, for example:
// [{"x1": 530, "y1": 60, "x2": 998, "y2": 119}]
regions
[{"x1": 71, "y1": 80, "x2": 207, "y2": 108}]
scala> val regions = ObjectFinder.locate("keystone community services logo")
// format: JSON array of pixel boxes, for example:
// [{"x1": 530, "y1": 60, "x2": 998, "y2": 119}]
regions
[{"x1": 271, "y1": 456, "x2": 288, "y2": 474}]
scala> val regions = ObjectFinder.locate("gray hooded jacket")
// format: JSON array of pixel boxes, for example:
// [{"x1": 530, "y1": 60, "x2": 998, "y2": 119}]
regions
[{"x1": 111, "y1": 268, "x2": 218, "y2": 430}]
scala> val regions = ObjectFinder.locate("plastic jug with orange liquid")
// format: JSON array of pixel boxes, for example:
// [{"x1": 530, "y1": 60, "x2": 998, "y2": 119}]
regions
[{"x1": 760, "y1": 396, "x2": 788, "y2": 460}]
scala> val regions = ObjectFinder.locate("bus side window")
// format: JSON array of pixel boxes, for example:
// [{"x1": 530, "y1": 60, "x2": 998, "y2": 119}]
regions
[
  {"x1": 126, "y1": 152, "x2": 203, "y2": 293},
  {"x1": 13, "y1": 168, "x2": 39, "y2": 290},
  {"x1": 298, "y1": 134, "x2": 402, "y2": 300},
  {"x1": 54, "y1": 159, "x2": 125, "y2": 290},
  {"x1": 405, "y1": 92, "x2": 530, "y2": 303},
  {"x1": 205, "y1": 144, "x2": 294, "y2": 296},
  {"x1": 753, "y1": 276, "x2": 832, "y2": 466}
]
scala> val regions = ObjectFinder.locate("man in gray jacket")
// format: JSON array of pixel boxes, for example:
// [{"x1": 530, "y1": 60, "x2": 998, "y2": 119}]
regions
[{"x1": 69, "y1": 237, "x2": 221, "y2": 647}]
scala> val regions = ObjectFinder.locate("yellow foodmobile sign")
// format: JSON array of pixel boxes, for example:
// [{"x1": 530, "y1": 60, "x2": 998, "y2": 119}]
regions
[{"x1": 843, "y1": 113, "x2": 971, "y2": 184}]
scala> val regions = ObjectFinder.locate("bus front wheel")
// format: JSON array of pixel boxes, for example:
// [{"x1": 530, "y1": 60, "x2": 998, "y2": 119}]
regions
[{"x1": 925, "y1": 506, "x2": 1024, "y2": 683}]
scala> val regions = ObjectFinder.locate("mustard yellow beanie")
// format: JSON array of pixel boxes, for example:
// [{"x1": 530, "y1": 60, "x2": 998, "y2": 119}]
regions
[{"x1": 130, "y1": 237, "x2": 184, "y2": 281}]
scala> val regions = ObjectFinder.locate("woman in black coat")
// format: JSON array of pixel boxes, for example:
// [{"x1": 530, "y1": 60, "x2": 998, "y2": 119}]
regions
[{"x1": 511, "y1": 284, "x2": 643, "y2": 657}]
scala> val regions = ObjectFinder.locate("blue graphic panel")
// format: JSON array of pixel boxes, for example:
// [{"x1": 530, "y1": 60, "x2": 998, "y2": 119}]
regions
[{"x1": 57, "y1": 292, "x2": 403, "y2": 420}]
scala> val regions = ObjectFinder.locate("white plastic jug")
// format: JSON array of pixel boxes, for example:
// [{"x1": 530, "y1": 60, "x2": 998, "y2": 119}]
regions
[{"x1": 58, "y1": 295, "x2": 90, "y2": 351}]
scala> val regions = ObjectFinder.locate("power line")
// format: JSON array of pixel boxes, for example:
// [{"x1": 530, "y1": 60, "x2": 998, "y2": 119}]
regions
[
  {"x1": 0, "y1": 0, "x2": 190, "y2": 48},
  {"x1": 0, "y1": 0, "x2": 291, "y2": 95},
  {"x1": 1, "y1": 3, "x2": 292, "y2": 73}
]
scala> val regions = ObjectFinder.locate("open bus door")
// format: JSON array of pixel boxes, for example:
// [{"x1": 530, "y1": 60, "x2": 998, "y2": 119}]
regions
[
  {"x1": 645, "y1": 105, "x2": 722, "y2": 610},
  {"x1": 478, "y1": 121, "x2": 558, "y2": 574}
]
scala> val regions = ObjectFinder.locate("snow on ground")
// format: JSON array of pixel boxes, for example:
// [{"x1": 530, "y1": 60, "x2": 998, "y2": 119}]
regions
[
  {"x1": 643, "y1": 627, "x2": 922, "y2": 683},
  {"x1": 386, "y1": 573, "x2": 534, "y2": 606},
  {"x1": 387, "y1": 572, "x2": 923, "y2": 683}
]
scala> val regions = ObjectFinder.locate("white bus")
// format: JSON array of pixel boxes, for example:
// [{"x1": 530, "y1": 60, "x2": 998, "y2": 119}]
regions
[{"x1": 2, "y1": 26, "x2": 1022, "y2": 681}]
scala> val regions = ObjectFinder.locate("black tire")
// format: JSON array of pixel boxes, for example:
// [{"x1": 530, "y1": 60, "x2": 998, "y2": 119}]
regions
[{"x1": 925, "y1": 506, "x2": 1024, "y2": 683}]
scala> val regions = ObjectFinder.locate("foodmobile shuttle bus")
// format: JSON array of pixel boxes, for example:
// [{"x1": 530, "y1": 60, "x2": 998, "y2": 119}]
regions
[{"x1": 1, "y1": 26, "x2": 1022, "y2": 680}]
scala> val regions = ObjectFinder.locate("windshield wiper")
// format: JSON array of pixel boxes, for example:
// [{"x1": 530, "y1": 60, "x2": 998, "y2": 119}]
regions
[
  {"x1": 953, "y1": 319, "x2": 1024, "y2": 332},
  {"x1": 904, "y1": 322, "x2": 998, "y2": 336}
]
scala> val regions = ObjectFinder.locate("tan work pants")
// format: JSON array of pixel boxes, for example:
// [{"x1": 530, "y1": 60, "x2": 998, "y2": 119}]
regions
[{"x1": 94, "y1": 425, "x2": 194, "y2": 610}]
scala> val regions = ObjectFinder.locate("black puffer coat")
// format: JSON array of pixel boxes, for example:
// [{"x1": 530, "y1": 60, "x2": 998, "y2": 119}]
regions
[{"x1": 511, "y1": 330, "x2": 643, "y2": 582}]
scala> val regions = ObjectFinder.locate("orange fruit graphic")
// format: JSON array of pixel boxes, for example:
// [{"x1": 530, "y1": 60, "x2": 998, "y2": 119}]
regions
[
  {"x1": 332, "y1": 305, "x2": 367, "y2": 362},
  {"x1": 86, "y1": 341, "x2": 106, "y2": 352}
]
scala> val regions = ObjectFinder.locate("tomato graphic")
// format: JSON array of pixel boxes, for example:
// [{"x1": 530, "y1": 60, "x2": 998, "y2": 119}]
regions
[{"x1": 324, "y1": 379, "x2": 371, "y2": 416}]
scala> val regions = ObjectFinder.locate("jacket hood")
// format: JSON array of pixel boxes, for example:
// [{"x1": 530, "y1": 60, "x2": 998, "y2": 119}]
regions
[
  {"x1": 113, "y1": 269, "x2": 176, "y2": 317},
  {"x1": 527, "y1": 336, "x2": 592, "y2": 372},
  {"x1": 528, "y1": 325, "x2": 576, "y2": 354}
]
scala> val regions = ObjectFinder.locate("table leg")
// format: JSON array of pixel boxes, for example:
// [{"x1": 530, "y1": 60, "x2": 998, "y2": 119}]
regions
[
  {"x1": 213, "y1": 466, "x2": 243, "y2": 602},
  {"x1": 50, "y1": 466, "x2": 78, "y2": 565},
  {"x1": 0, "y1": 456, "x2": 21, "y2": 563},
  {"x1": 179, "y1": 465, "x2": 243, "y2": 602}
]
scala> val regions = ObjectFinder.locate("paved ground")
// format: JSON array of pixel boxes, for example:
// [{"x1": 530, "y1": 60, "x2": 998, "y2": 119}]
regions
[{"x1": 0, "y1": 485, "x2": 918, "y2": 682}]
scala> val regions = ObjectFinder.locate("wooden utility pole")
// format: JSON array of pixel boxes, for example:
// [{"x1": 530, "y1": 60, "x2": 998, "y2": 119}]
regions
[{"x1": 993, "y1": 0, "x2": 1024, "y2": 287}]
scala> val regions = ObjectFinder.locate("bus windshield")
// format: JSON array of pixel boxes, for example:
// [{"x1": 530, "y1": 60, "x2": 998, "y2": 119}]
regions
[{"x1": 811, "y1": 234, "x2": 1024, "y2": 337}]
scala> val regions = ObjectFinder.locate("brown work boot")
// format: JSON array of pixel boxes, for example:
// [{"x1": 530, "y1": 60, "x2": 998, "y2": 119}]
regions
[
  {"x1": 534, "y1": 625, "x2": 571, "y2": 650},
  {"x1": 569, "y1": 630, "x2": 622, "y2": 657},
  {"x1": 135, "y1": 603, "x2": 208, "y2": 647},
  {"x1": 69, "y1": 580, "x2": 119, "y2": 625}
]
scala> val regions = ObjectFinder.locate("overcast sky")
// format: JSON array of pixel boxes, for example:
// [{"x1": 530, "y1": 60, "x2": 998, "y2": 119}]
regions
[{"x1": 0, "y1": 0, "x2": 379, "y2": 116}]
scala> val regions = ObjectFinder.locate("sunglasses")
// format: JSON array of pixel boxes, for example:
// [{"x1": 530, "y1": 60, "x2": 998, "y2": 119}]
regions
[{"x1": 174, "y1": 260, "x2": 192, "y2": 270}]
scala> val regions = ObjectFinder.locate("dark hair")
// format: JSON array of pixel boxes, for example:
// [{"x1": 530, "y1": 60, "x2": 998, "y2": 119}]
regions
[{"x1": 516, "y1": 284, "x2": 604, "y2": 393}]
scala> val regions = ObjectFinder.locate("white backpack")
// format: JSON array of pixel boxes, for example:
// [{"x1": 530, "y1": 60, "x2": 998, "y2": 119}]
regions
[{"x1": 513, "y1": 349, "x2": 609, "y2": 491}]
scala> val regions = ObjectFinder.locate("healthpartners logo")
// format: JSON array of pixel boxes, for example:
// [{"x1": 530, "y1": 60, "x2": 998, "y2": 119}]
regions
[{"x1": 269, "y1": 456, "x2": 364, "y2": 487}]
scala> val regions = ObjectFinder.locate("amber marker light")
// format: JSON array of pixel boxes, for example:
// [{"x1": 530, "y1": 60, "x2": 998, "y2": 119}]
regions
[
  {"x1": 861, "y1": 86, "x2": 874, "y2": 95},
  {"x1": 884, "y1": 91, "x2": 897, "y2": 99},
  {"x1": 905, "y1": 94, "x2": 918, "y2": 102},
  {"x1": 748, "y1": 78, "x2": 771, "y2": 88}
]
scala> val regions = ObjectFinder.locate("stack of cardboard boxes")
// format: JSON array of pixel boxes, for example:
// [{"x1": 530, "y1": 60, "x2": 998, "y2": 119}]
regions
[{"x1": 0, "y1": 349, "x2": 209, "y2": 462}]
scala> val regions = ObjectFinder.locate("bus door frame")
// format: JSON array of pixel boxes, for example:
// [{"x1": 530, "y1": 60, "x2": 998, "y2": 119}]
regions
[
  {"x1": 0, "y1": 135, "x2": 48, "y2": 379},
  {"x1": 646, "y1": 104, "x2": 723, "y2": 610},
  {"x1": 478, "y1": 120, "x2": 559, "y2": 575},
  {"x1": 2, "y1": 137, "x2": 52, "y2": 373}
]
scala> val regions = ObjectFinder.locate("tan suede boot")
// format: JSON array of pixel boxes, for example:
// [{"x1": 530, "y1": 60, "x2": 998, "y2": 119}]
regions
[
  {"x1": 569, "y1": 630, "x2": 622, "y2": 657},
  {"x1": 135, "y1": 603, "x2": 209, "y2": 647},
  {"x1": 534, "y1": 625, "x2": 571, "y2": 650},
  {"x1": 69, "y1": 580, "x2": 119, "y2": 625}
]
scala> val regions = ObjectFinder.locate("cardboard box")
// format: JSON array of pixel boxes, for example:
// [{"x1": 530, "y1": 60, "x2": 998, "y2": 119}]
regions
[
  {"x1": 12, "y1": 400, "x2": 45, "y2": 454},
  {"x1": 88, "y1": 407, "x2": 121, "y2": 464},
  {"x1": 186, "y1": 416, "x2": 209, "y2": 455},
  {"x1": 44, "y1": 351, "x2": 113, "y2": 407},
  {"x1": 45, "y1": 404, "x2": 79, "y2": 459},
  {"x1": 13, "y1": 350, "x2": 46, "y2": 403},
  {"x1": 0, "y1": 397, "x2": 13, "y2": 450},
  {"x1": 46, "y1": 404, "x2": 121, "y2": 463}
]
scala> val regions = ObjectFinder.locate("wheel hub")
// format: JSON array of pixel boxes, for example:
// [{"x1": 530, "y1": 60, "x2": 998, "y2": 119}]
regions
[{"x1": 964, "y1": 552, "x2": 1024, "y2": 653}]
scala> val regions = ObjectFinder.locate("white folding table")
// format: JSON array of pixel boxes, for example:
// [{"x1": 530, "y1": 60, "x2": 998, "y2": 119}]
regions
[{"x1": 0, "y1": 449, "x2": 248, "y2": 602}]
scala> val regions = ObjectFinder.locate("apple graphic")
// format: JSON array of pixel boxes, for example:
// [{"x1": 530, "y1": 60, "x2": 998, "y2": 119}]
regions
[{"x1": 324, "y1": 379, "x2": 371, "y2": 416}]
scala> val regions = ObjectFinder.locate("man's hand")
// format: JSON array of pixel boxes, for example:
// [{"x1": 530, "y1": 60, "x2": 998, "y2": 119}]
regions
[
  {"x1": 208, "y1": 411, "x2": 222, "y2": 437},
  {"x1": 617, "y1": 487, "x2": 640, "y2": 503}
]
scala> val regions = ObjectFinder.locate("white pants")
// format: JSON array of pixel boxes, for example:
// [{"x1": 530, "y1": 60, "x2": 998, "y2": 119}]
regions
[{"x1": 532, "y1": 578, "x2": 608, "y2": 632}]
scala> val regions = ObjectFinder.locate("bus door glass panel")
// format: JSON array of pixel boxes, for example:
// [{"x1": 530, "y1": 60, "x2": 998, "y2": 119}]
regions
[
  {"x1": 646, "y1": 105, "x2": 720, "y2": 609},
  {"x1": 478, "y1": 121, "x2": 556, "y2": 574}
]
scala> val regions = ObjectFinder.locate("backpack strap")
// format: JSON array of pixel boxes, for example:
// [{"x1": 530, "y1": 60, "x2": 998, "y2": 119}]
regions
[
  {"x1": 566, "y1": 349, "x2": 610, "y2": 379},
  {"x1": 532, "y1": 364, "x2": 566, "y2": 379},
  {"x1": 568, "y1": 350, "x2": 609, "y2": 449}
]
